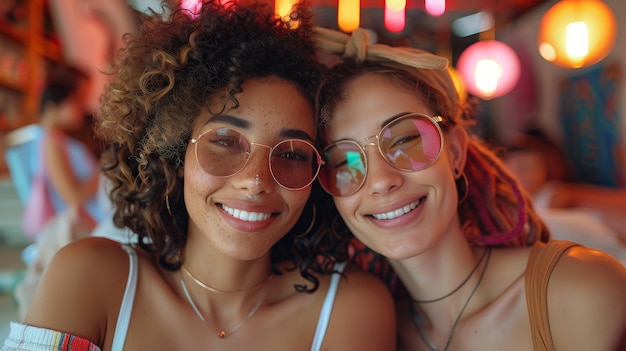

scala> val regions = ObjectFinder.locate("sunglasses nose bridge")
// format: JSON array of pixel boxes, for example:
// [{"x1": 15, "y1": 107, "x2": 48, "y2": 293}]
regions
[
  {"x1": 244, "y1": 142, "x2": 273, "y2": 170},
  {"x1": 360, "y1": 135, "x2": 388, "y2": 164},
  {"x1": 359, "y1": 134, "x2": 379, "y2": 150},
  {"x1": 249, "y1": 142, "x2": 273, "y2": 152}
]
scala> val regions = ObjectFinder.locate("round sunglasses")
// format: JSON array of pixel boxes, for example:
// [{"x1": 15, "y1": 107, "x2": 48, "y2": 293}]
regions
[
  {"x1": 318, "y1": 113, "x2": 445, "y2": 196},
  {"x1": 191, "y1": 127, "x2": 323, "y2": 190}
]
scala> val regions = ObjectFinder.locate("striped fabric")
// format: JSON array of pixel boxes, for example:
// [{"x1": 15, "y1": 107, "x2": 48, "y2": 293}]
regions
[{"x1": 2, "y1": 322, "x2": 100, "y2": 351}]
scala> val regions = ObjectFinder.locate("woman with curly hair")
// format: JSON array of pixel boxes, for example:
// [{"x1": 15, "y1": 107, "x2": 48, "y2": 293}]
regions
[
  {"x1": 1, "y1": 3, "x2": 395, "y2": 350},
  {"x1": 314, "y1": 28, "x2": 626, "y2": 350}
]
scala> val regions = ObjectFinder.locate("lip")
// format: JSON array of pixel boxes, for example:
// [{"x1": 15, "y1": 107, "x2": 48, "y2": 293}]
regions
[
  {"x1": 217, "y1": 202, "x2": 279, "y2": 232},
  {"x1": 366, "y1": 196, "x2": 426, "y2": 229}
]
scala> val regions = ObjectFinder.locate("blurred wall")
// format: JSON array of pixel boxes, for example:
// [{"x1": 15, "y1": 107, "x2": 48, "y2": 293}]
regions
[{"x1": 492, "y1": 0, "x2": 626, "y2": 185}]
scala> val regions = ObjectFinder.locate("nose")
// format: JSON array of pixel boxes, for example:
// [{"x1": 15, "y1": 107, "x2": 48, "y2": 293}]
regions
[
  {"x1": 363, "y1": 146, "x2": 403, "y2": 196},
  {"x1": 234, "y1": 145, "x2": 274, "y2": 193}
]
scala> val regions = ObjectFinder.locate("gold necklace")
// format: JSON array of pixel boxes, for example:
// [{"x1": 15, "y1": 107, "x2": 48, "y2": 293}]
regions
[
  {"x1": 180, "y1": 276, "x2": 267, "y2": 338},
  {"x1": 181, "y1": 263, "x2": 271, "y2": 295},
  {"x1": 411, "y1": 248, "x2": 492, "y2": 351}
]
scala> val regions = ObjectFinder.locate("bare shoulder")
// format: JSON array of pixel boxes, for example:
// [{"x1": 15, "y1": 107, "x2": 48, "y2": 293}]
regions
[
  {"x1": 323, "y1": 263, "x2": 397, "y2": 350},
  {"x1": 24, "y1": 237, "x2": 134, "y2": 346},
  {"x1": 547, "y1": 245, "x2": 626, "y2": 351},
  {"x1": 550, "y1": 245, "x2": 626, "y2": 297}
]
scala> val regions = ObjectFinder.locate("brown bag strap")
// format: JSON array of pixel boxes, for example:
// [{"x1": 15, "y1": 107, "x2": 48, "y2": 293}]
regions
[{"x1": 525, "y1": 240, "x2": 580, "y2": 351}]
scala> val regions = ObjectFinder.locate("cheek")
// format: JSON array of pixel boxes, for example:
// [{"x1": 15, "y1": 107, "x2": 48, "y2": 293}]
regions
[
  {"x1": 183, "y1": 150, "x2": 222, "y2": 206},
  {"x1": 287, "y1": 189, "x2": 309, "y2": 206},
  {"x1": 332, "y1": 196, "x2": 358, "y2": 222},
  {"x1": 282, "y1": 189, "x2": 311, "y2": 225},
  {"x1": 183, "y1": 167, "x2": 228, "y2": 233}
]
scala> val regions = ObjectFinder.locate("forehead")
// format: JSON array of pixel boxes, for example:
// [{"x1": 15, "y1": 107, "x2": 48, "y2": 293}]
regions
[
  {"x1": 195, "y1": 77, "x2": 315, "y2": 139},
  {"x1": 329, "y1": 73, "x2": 432, "y2": 140}
]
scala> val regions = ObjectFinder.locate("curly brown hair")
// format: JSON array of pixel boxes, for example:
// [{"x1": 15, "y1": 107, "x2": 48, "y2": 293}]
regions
[
  {"x1": 316, "y1": 59, "x2": 550, "y2": 251},
  {"x1": 95, "y1": 0, "x2": 343, "y2": 292}
]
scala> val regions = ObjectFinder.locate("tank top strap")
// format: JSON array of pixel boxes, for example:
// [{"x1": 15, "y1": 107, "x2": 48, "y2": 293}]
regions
[
  {"x1": 310, "y1": 261, "x2": 347, "y2": 351},
  {"x1": 111, "y1": 244, "x2": 139, "y2": 351},
  {"x1": 525, "y1": 240, "x2": 580, "y2": 351}
]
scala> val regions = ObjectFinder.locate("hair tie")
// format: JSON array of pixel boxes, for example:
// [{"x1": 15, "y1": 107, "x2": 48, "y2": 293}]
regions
[{"x1": 314, "y1": 27, "x2": 449, "y2": 69}]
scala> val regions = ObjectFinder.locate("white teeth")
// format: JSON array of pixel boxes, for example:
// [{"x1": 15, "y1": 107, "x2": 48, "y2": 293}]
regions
[
  {"x1": 221, "y1": 204, "x2": 271, "y2": 221},
  {"x1": 372, "y1": 200, "x2": 421, "y2": 220}
]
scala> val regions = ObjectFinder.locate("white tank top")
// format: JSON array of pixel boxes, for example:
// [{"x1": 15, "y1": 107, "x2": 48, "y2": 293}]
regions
[{"x1": 111, "y1": 246, "x2": 346, "y2": 351}]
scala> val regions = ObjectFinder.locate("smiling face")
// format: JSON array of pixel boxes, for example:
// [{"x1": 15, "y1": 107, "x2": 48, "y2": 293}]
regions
[
  {"x1": 326, "y1": 73, "x2": 466, "y2": 259},
  {"x1": 183, "y1": 76, "x2": 315, "y2": 261}
]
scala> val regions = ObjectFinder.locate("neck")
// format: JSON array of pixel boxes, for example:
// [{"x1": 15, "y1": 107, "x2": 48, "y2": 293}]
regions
[
  {"x1": 182, "y1": 263, "x2": 272, "y2": 295},
  {"x1": 179, "y1": 270, "x2": 270, "y2": 339},
  {"x1": 181, "y1": 243, "x2": 273, "y2": 295},
  {"x1": 390, "y1": 245, "x2": 488, "y2": 310}
]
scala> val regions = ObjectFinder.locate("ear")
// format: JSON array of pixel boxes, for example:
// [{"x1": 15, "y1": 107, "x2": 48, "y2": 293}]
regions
[
  {"x1": 177, "y1": 166, "x2": 184, "y2": 178},
  {"x1": 446, "y1": 125, "x2": 468, "y2": 177}
]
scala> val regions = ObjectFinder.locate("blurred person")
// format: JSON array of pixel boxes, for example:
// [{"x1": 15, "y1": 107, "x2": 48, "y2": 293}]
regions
[
  {"x1": 504, "y1": 131, "x2": 626, "y2": 260},
  {"x1": 12, "y1": 65, "x2": 108, "y2": 320},
  {"x1": 30, "y1": 65, "x2": 104, "y2": 236}
]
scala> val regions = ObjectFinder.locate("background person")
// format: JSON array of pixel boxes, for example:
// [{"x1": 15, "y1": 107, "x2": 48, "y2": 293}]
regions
[
  {"x1": 27, "y1": 65, "x2": 104, "y2": 239},
  {"x1": 12, "y1": 65, "x2": 106, "y2": 320},
  {"x1": 502, "y1": 131, "x2": 626, "y2": 265}
]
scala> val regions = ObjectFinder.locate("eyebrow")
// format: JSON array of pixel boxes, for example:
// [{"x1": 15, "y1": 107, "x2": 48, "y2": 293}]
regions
[
  {"x1": 206, "y1": 114, "x2": 314, "y2": 142},
  {"x1": 207, "y1": 114, "x2": 249, "y2": 128},
  {"x1": 381, "y1": 112, "x2": 413, "y2": 128}
]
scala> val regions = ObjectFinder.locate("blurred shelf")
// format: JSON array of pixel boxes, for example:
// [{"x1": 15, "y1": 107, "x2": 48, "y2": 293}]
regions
[{"x1": 0, "y1": 0, "x2": 63, "y2": 131}]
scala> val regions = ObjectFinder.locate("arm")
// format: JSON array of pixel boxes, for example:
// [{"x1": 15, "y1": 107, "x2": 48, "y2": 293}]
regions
[
  {"x1": 323, "y1": 266, "x2": 397, "y2": 350},
  {"x1": 42, "y1": 131, "x2": 101, "y2": 208},
  {"x1": 549, "y1": 182, "x2": 626, "y2": 241},
  {"x1": 548, "y1": 246, "x2": 626, "y2": 351},
  {"x1": 550, "y1": 182, "x2": 626, "y2": 211},
  {"x1": 23, "y1": 237, "x2": 130, "y2": 348}
]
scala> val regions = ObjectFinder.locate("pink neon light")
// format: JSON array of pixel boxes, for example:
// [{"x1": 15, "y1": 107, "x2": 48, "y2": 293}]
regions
[
  {"x1": 384, "y1": 7, "x2": 405, "y2": 33},
  {"x1": 425, "y1": 0, "x2": 445, "y2": 17}
]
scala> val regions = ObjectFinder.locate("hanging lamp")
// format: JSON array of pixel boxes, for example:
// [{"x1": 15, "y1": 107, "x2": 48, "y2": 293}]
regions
[
  {"x1": 384, "y1": 0, "x2": 406, "y2": 33},
  {"x1": 338, "y1": 0, "x2": 360, "y2": 33},
  {"x1": 275, "y1": 0, "x2": 299, "y2": 27},
  {"x1": 456, "y1": 39, "x2": 521, "y2": 100},
  {"x1": 538, "y1": 0, "x2": 617, "y2": 69},
  {"x1": 425, "y1": 0, "x2": 445, "y2": 17}
]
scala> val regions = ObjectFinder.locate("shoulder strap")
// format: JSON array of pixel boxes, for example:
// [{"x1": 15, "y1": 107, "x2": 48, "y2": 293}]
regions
[
  {"x1": 111, "y1": 244, "x2": 139, "y2": 351},
  {"x1": 525, "y1": 240, "x2": 580, "y2": 351},
  {"x1": 310, "y1": 261, "x2": 347, "y2": 351}
]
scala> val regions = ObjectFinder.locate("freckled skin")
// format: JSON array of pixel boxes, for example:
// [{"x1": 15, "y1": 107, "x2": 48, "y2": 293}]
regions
[{"x1": 183, "y1": 77, "x2": 315, "y2": 261}]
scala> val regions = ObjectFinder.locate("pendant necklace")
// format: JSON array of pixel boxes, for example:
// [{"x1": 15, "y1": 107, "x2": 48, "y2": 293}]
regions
[
  {"x1": 411, "y1": 247, "x2": 492, "y2": 351},
  {"x1": 180, "y1": 275, "x2": 268, "y2": 338}
]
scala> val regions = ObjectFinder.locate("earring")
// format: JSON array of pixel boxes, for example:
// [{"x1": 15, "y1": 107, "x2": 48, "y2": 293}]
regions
[
  {"x1": 293, "y1": 204, "x2": 316, "y2": 238},
  {"x1": 454, "y1": 170, "x2": 469, "y2": 204},
  {"x1": 165, "y1": 194, "x2": 173, "y2": 216}
]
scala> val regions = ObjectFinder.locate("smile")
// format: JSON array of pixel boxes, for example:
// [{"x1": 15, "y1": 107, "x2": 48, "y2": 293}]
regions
[
  {"x1": 371, "y1": 198, "x2": 424, "y2": 220},
  {"x1": 221, "y1": 204, "x2": 272, "y2": 222}
]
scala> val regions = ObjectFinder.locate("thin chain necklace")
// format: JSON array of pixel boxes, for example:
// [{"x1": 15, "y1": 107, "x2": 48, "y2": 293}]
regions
[
  {"x1": 182, "y1": 263, "x2": 271, "y2": 295},
  {"x1": 413, "y1": 247, "x2": 490, "y2": 304},
  {"x1": 411, "y1": 248, "x2": 492, "y2": 351},
  {"x1": 180, "y1": 276, "x2": 267, "y2": 338}
]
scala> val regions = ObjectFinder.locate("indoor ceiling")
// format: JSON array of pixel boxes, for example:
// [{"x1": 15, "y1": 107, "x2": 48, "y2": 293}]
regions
[
  {"x1": 311, "y1": 0, "x2": 551, "y2": 55},
  {"x1": 130, "y1": 0, "x2": 552, "y2": 58}
]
